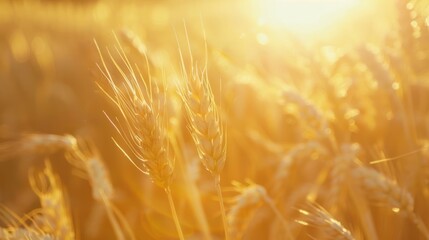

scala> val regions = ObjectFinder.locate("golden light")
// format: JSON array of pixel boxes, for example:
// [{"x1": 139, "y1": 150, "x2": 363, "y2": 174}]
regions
[{"x1": 258, "y1": 0, "x2": 360, "y2": 34}]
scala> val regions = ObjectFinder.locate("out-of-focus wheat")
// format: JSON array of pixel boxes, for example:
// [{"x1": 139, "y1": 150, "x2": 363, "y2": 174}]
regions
[
  {"x1": 228, "y1": 183, "x2": 265, "y2": 240},
  {"x1": 66, "y1": 138, "x2": 114, "y2": 201},
  {"x1": 280, "y1": 87, "x2": 330, "y2": 140},
  {"x1": 2, "y1": 0, "x2": 429, "y2": 239},
  {"x1": 273, "y1": 141, "x2": 328, "y2": 194},
  {"x1": 0, "y1": 134, "x2": 77, "y2": 161},
  {"x1": 0, "y1": 206, "x2": 54, "y2": 240},
  {"x1": 29, "y1": 160, "x2": 75, "y2": 240},
  {"x1": 352, "y1": 165, "x2": 429, "y2": 239},
  {"x1": 228, "y1": 182, "x2": 291, "y2": 240},
  {"x1": 66, "y1": 137, "x2": 135, "y2": 240}
]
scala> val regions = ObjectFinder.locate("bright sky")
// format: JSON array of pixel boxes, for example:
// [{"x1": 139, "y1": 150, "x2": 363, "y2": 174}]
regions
[{"x1": 258, "y1": 0, "x2": 360, "y2": 34}]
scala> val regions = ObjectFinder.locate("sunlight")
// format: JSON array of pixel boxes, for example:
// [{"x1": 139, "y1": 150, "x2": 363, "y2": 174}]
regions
[{"x1": 258, "y1": 0, "x2": 360, "y2": 34}]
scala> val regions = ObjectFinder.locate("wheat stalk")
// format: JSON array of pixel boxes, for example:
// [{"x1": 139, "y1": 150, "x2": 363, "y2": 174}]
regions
[
  {"x1": 95, "y1": 38, "x2": 184, "y2": 240},
  {"x1": 329, "y1": 143, "x2": 361, "y2": 205}
]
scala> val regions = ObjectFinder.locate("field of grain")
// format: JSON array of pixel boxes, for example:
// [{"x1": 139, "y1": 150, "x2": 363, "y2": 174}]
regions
[{"x1": 1, "y1": 0, "x2": 429, "y2": 239}]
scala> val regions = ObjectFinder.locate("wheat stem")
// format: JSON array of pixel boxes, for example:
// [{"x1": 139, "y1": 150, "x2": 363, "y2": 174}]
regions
[
  {"x1": 101, "y1": 194, "x2": 125, "y2": 240},
  {"x1": 165, "y1": 187, "x2": 185, "y2": 240},
  {"x1": 261, "y1": 194, "x2": 292, "y2": 239},
  {"x1": 170, "y1": 134, "x2": 212, "y2": 240},
  {"x1": 408, "y1": 211, "x2": 429, "y2": 240},
  {"x1": 215, "y1": 174, "x2": 229, "y2": 240}
]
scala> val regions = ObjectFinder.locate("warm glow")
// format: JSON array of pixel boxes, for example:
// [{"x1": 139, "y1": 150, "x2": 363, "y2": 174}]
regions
[{"x1": 259, "y1": 0, "x2": 360, "y2": 34}]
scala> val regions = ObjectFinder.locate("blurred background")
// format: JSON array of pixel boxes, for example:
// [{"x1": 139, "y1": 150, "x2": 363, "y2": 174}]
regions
[{"x1": 1, "y1": 0, "x2": 429, "y2": 239}]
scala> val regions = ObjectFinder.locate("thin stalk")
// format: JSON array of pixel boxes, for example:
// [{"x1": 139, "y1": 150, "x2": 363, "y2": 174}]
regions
[
  {"x1": 170, "y1": 133, "x2": 212, "y2": 240},
  {"x1": 261, "y1": 194, "x2": 293, "y2": 239},
  {"x1": 408, "y1": 211, "x2": 429, "y2": 240},
  {"x1": 101, "y1": 193, "x2": 136, "y2": 240},
  {"x1": 215, "y1": 174, "x2": 229, "y2": 240},
  {"x1": 165, "y1": 186, "x2": 185, "y2": 240},
  {"x1": 101, "y1": 194, "x2": 126, "y2": 240}
]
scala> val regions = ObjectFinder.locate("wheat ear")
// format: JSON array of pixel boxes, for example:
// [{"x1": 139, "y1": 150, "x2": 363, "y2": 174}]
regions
[
  {"x1": 352, "y1": 166, "x2": 429, "y2": 239},
  {"x1": 95, "y1": 38, "x2": 184, "y2": 240},
  {"x1": 273, "y1": 141, "x2": 328, "y2": 194},
  {"x1": 66, "y1": 137, "x2": 135, "y2": 240},
  {"x1": 0, "y1": 205, "x2": 54, "y2": 240},
  {"x1": 280, "y1": 87, "x2": 330, "y2": 139},
  {"x1": 228, "y1": 183, "x2": 265, "y2": 240},
  {"x1": 297, "y1": 203, "x2": 355, "y2": 240},
  {"x1": 228, "y1": 182, "x2": 291, "y2": 239},
  {"x1": 29, "y1": 160, "x2": 75, "y2": 240},
  {"x1": 0, "y1": 134, "x2": 77, "y2": 161},
  {"x1": 176, "y1": 28, "x2": 228, "y2": 239}
]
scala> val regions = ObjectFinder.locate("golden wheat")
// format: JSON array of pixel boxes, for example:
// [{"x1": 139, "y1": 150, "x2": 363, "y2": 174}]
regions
[
  {"x1": 176, "y1": 29, "x2": 229, "y2": 239},
  {"x1": 29, "y1": 160, "x2": 75, "y2": 240},
  {"x1": 1, "y1": 0, "x2": 429, "y2": 239},
  {"x1": 352, "y1": 165, "x2": 429, "y2": 239},
  {"x1": 96, "y1": 42, "x2": 175, "y2": 189},
  {"x1": 297, "y1": 203, "x2": 355, "y2": 240},
  {"x1": 66, "y1": 137, "x2": 136, "y2": 240},
  {"x1": 0, "y1": 134, "x2": 77, "y2": 161},
  {"x1": 95, "y1": 38, "x2": 185, "y2": 239}
]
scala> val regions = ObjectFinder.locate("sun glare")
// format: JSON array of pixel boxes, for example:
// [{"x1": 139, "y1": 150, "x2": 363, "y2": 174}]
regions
[{"x1": 258, "y1": 0, "x2": 360, "y2": 34}]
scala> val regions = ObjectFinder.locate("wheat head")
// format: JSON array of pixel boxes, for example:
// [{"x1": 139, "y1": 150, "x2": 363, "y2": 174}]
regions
[
  {"x1": 352, "y1": 165, "x2": 413, "y2": 213},
  {"x1": 66, "y1": 137, "x2": 114, "y2": 201},
  {"x1": 29, "y1": 160, "x2": 75, "y2": 240},
  {"x1": 178, "y1": 63, "x2": 226, "y2": 176},
  {"x1": 297, "y1": 203, "x2": 355, "y2": 240},
  {"x1": 96, "y1": 39, "x2": 174, "y2": 189}
]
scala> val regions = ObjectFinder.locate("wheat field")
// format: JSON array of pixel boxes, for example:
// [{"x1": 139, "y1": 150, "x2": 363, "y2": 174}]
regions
[{"x1": 1, "y1": 0, "x2": 429, "y2": 239}]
